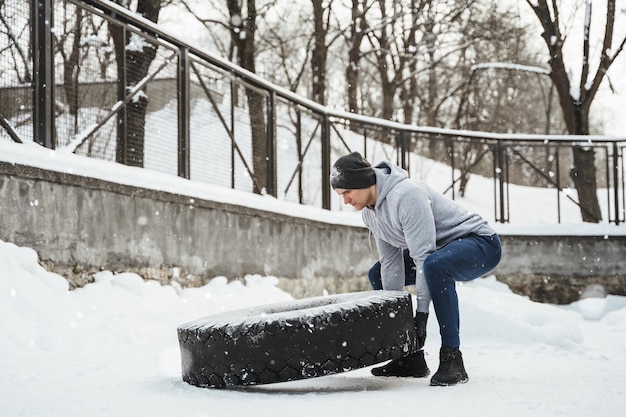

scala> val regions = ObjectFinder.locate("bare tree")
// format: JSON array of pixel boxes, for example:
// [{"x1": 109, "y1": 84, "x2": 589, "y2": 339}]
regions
[
  {"x1": 364, "y1": 0, "x2": 411, "y2": 121},
  {"x1": 310, "y1": 0, "x2": 348, "y2": 106},
  {"x1": 257, "y1": 10, "x2": 312, "y2": 93},
  {"x1": 176, "y1": 0, "x2": 270, "y2": 193},
  {"x1": 444, "y1": 3, "x2": 565, "y2": 196},
  {"x1": 345, "y1": 0, "x2": 373, "y2": 115},
  {"x1": 179, "y1": 0, "x2": 233, "y2": 58},
  {"x1": 0, "y1": 1, "x2": 31, "y2": 85},
  {"x1": 525, "y1": 0, "x2": 626, "y2": 222},
  {"x1": 310, "y1": 0, "x2": 331, "y2": 105},
  {"x1": 361, "y1": 0, "x2": 475, "y2": 124},
  {"x1": 227, "y1": 0, "x2": 269, "y2": 194},
  {"x1": 56, "y1": 5, "x2": 83, "y2": 119},
  {"x1": 110, "y1": 0, "x2": 162, "y2": 167}
]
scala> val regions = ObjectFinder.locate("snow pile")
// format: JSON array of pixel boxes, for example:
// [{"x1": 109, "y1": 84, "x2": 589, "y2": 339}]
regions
[
  {"x1": 2, "y1": 239, "x2": 626, "y2": 417},
  {"x1": 458, "y1": 277, "x2": 584, "y2": 348}
]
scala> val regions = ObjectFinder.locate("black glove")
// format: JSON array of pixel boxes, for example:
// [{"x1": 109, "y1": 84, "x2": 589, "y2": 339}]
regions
[{"x1": 414, "y1": 312, "x2": 428, "y2": 350}]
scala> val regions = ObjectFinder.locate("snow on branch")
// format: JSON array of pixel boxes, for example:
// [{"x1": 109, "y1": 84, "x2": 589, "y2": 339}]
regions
[{"x1": 471, "y1": 62, "x2": 551, "y2": 76}]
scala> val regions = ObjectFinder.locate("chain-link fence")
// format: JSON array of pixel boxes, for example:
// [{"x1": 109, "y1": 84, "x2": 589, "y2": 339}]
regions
[
  {"x1": 1, "y1": 0, "x2": 624, "y2": 224},
  {"x1": 0, "y1": 0, "x2": 31, "y2": 142}
]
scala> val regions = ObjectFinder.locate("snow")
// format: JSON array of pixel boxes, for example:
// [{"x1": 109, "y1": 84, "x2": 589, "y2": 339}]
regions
[
  {"x1": 2, "y1": 237, "x2": 626, "y2": 417},
  {"x1": 179, "y1": 291, "x2": 410, "y2": 332},
  {"x1": 1, "y1": 140, "x2": 363, "y2": 227},
  {"x1": 126, "y1": 33, "x2": 152, "y2": 53},
  {"x1": 2, "y1": 1, "x2": 626, "y2": 411},
  {"x1": 471, "y1": 62, "x2": 551, "y2": 75},
  {"x1": 2, "y1": 141, "x2": 626, "y2": 416}
]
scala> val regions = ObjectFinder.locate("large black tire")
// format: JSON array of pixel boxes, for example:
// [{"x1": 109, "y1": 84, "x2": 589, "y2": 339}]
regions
[{"x1": 177, "y1": 290, "x2": 417, "y2": 388}]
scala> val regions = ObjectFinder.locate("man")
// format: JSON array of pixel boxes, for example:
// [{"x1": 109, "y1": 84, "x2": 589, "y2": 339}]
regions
[{"x1": 331, "y1": 152, "x2": 501, "y2": 386}]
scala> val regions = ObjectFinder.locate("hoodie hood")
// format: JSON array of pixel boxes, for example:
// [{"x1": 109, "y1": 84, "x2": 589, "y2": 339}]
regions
[{"x1": 372, "y1": 160, "x2": 408, "y2": 208}]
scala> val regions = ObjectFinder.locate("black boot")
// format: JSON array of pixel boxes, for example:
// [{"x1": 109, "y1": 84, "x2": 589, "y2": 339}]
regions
[
  {"x1": 430, "y1": 347, "x2": 469, "y2": 386},
  {"x1": 371, "y1": 350, "x2": 430, "y2": 377}
]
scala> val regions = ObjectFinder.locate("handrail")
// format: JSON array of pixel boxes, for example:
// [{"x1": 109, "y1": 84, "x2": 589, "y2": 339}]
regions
[{"x1": 73, "y1": 1, "x2": 624, "y2": 144}]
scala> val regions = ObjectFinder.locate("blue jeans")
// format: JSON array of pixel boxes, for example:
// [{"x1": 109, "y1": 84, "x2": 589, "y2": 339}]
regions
[{"x1": 368, "y1": 233, "x2": 502, "y2": 348}]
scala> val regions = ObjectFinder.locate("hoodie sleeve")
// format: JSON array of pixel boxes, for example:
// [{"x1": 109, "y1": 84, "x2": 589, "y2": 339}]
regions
[
  {"x1": 362, "y1": 209, "x2": 406, "y2": 291},
  {"x1": 376, "y1": 238, "x2": 406, "y2": 291},
  {"x1": 396, "y1": 187, "x2": 435, "y2": 313}
]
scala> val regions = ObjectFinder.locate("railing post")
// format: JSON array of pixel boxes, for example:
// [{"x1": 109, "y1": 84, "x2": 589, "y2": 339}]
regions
[
  {"x1": 230, "y1": 77, "x2": 236, "y2": 189},
  {"x1": 321, "y1": 114, "x2": 331, "y2": 209},
  {"x1": 555, "y1": 145, "x2": 561, "y2": 223},
  {"x1": 399, "y1": 130, "x2": 409, "y2": 171},
  {"x1": 495, "y1": 140, "x2": 507, "y2": 223},
  {"x1": 32, "y1": 0, "x2": 55, "y2": 148},
  {"x1": 296, "y1": 109, "x2": 303, "y2": 204},
  {"x1": 177, "y1": 48, "x2": 190, "y2": 179},
  {"x1": 449, "y1": 138, "x2": 455, "y2": 200},
  {"x1": 362, "y1": 126, "x2": 368, "y2": 160},
  {"x1": 116, "y1": 27, "x2": 128, "y2": 164},
  {"x1": 266, "y1": 90, "x2": 277, "y2": 198},
  {"x1": 613, "y1": 142, "x2": 621, "y2": 225}
]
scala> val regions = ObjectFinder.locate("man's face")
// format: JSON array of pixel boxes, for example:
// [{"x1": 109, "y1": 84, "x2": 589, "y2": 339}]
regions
[{"x1": 334, "y1": 186, "x2": 375, "y2": 211}]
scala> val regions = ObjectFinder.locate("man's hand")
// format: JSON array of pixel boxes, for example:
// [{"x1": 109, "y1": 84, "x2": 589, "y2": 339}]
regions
[{"x1": 414, "y1": 312, "x2": 428, "y2": 349}]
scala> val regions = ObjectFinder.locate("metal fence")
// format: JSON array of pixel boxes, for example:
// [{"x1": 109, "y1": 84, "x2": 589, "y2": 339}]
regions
[{"x1": 1, "y1": 0, "x2": 624, "y2": 225}]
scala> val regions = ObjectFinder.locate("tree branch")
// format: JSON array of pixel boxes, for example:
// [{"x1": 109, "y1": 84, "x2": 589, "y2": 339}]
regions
[
  {"x1": 579, "y1": 0, "x2": 591, "y2": 99},
  {"x1": 584, "y1": 0, "x2": 624, "y2": 113}
]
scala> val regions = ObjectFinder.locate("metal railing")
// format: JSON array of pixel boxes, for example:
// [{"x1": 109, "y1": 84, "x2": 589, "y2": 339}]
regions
[{"x1": 1, "y1": 0, "x2": 624, "y2": 224}]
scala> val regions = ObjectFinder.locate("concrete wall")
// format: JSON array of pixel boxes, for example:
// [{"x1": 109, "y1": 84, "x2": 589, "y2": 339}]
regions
[
  {"x1": 1, "y1": 161, "x2": 624, "y2": 303},
  {"x1": 0, "y1": 161, "x2": 375, "y2": 298},
  {"x1": 495, "y1": 234, "x2": 626, "y2": 303}
]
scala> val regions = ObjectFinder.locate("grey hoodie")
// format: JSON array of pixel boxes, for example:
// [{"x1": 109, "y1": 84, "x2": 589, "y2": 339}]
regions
[{"x1": 362, "y1": 160, "x2": 495, "y2": 313}]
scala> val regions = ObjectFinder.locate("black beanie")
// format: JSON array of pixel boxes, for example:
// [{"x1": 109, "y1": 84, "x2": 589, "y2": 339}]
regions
[{"x1": 330, "y1": 151, "x2": 376, "y2": 189}]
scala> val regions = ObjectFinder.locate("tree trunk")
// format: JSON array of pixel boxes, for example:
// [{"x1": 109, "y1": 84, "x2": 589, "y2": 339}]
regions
[
  {"x1": 228, "y1": 0, "x2": 267, "y2": 194},
  {"x1": 570, "y1": 146, "x2": 602, "y2": 222},
  {"x1": 63, "y1": 7, "x2": 82, "y2": 118},
  {"x1": 346, "y1": 0, "x2": 366, "y2": 119},
  {"x1": 311, "y1": 0, "x2": 328, "y2": 106},
  {"x1": 111, "y1": 0, "x2": 161, "y2": 167},
  {"x1": 525, "y1": 0, "x2": 613, "y2": 223},
  {"x1": 553, "y1": 84, "x2": 602, "y2": 222},
  {"x1": 400, "y1": 0, "x2": 419, "y2": 126},
  {"x1": 247, "y1": 88, "x2": 267, "y2": 194}
]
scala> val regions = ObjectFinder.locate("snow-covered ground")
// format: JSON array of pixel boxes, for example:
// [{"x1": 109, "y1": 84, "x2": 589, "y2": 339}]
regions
[
  {"x1": 1, "y1": 139, "x2": 626, "y2": 417},
  {"x1": 1, "y1": 239, "x2": 626, "y2": 417}
]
